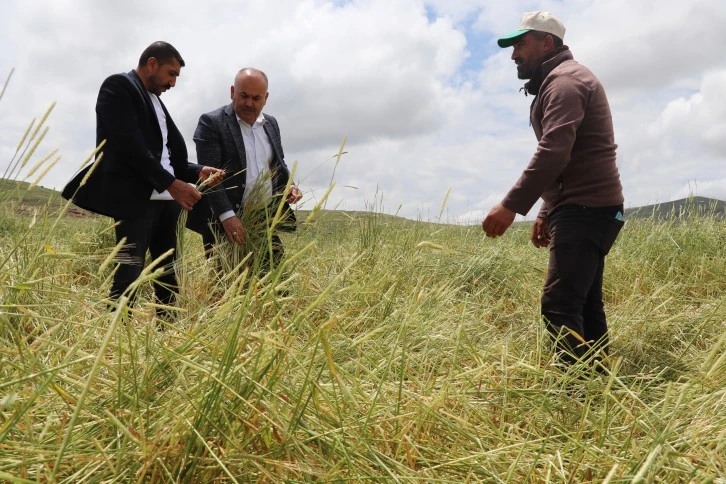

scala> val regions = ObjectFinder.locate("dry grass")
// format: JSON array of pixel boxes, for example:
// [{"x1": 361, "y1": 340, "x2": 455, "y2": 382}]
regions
[
  {"x1": 1, "y1": 107, "x2": 724, "y2": 481},
  {"x1": 0, "y1": 186, "x2": 724, "y2": 482}
]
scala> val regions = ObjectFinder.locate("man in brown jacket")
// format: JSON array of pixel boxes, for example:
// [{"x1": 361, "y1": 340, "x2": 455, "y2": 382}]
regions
[{"x1": 482, "y1": 12, "x2": 625, "y2": 368}]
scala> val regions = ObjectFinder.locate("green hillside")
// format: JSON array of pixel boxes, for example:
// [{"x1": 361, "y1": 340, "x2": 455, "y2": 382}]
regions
[
  {"x1": 0, "y1": 179, "x2": 420, "y2": 224},
  {"x1": 0, "y1": 178, "x2": 62, "y2": 206},
  {"x1": 3, "y1": 178, "x2": 724, "y2": 223},
  {"x1": 625, "y1": 195, "x2": 725, "y2": 219}
]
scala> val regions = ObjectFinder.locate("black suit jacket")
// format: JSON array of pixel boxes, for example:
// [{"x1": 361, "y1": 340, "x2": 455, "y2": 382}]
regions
[
  {"x1": 61, "y1": 70, "x2": 202, "y2": 219},
  {"x1": 186, "y1": 104, "x2": 296, "y2": 234}
]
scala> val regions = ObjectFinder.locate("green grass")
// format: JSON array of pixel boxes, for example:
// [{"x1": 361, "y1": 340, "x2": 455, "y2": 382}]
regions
[
  {"x1": 1, "y1": 106, "x2": 724, "y2": 481},
  {"x1": 0, "y1": 179, "x2": 61, "y2": 206},
  {"x1": 0, "y1": 179, "x2": 724, "y2": 482}
]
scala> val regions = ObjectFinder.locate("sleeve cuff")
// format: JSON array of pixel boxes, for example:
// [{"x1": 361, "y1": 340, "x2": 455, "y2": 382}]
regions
[{"x1": 218, "y1": 210, "x2": 236, "y2": 222}]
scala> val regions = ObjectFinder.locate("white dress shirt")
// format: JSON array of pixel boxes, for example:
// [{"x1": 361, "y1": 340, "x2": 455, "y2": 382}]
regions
[
  {"x1": 148, "y1": 93, "x2": 175, "y2": 200},
  {"x1": 218, "y1": 113, "x2": 273, "y2": 222}
]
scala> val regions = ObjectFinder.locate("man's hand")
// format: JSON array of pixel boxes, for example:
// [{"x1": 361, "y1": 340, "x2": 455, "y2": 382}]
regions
[
  {"x1": 222, "y1": 216, "x2": 246, "y2": 245},
  {"x1": 287, "y1": 184, "x2": 302, "y2": 204},
  {"x1": 199, "y1": 166, "x2": 225, "y2": 188},
  {"x1": 531, "y1": 217, "x2": 551, "y2": 248},
  {"x1": 482, "y1": 203, "x2": 516, "y2": 238},
  {"x1": 168, "y1": 180, "x2": 202, "y2": 211}
]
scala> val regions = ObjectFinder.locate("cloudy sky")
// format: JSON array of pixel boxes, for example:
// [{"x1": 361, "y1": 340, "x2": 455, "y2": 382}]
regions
[{"x1": 1, "y1": 0, "x2": 724, "y2": 222}]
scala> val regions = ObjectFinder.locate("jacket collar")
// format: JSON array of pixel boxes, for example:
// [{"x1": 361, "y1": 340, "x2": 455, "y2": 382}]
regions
[
  {"x1": 127, "y1": 70, "x2": 154, "y2": 106},
  {"x1": 262, "y1": 118, "x2": 283, "y2": 164},
  {"x1": 522, "y1": 46, "x2": 573, "y2": 96},
  {"x1": 126, "y1": 70, "x2": 162, "y2": 136},
  {"x1": 224, "y1": 104, "x2": 247, "y2": 170}
]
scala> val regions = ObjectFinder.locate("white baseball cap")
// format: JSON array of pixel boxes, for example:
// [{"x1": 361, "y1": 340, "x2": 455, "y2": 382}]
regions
[{"x1": 497, "y1": 11, "x2": 566, "y2": 48}]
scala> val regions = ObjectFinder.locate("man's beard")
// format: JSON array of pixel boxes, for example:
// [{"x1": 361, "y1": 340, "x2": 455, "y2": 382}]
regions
[
  {"x1": 149, "y1": 76, "x2": 171, "y2": 95},
  {"x1": 517, "y1": 63, "x2": 535, "y2": 80}
]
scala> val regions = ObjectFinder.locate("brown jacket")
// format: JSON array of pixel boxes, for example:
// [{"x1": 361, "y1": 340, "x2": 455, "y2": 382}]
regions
[{"x1": 501, "y1": 48, "x2": 624, "y2": 218}]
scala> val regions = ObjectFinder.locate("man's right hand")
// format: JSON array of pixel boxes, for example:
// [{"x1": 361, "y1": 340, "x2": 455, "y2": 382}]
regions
[
  {"x1": 168, "y1": 179, "x2": 202, "y2": 211},
  {"x1": 531, "y1": 217, "x2": 551, "y2": 248},
  {"x1": 222, "y1": 216, "x2": 246, "y2": 245}
]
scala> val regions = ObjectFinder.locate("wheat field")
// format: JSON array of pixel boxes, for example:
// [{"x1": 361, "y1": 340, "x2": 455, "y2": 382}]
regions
[
  {"x1": 1, "y1": 106, "x2": 725, "y2": 482},
  {"x1": 0, "y1": 173, "x2": 724, "y2": 482}
]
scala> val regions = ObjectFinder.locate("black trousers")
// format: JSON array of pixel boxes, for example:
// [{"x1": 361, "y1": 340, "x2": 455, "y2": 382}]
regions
[
  {"x1": 110, "y1": 201, "x2": 181, "y2": 311},
  {"x1": 541, "y1": 204, "x2": 624, "y2": 365}
]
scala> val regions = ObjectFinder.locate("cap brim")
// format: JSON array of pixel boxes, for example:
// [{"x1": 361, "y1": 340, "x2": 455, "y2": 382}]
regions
[{"x1": 497, "y1": 29, "x2": 530, "y2": 48}]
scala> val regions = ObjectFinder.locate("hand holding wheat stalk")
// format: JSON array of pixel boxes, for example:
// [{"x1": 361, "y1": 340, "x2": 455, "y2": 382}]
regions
[{"x1": 197, "y1": 166, "x2": 226, "y2": 191}]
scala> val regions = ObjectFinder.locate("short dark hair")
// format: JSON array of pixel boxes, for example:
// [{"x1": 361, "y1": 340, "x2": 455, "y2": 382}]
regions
[
  {"x1": 531, "y1": 30, "x2": 564, "y2": 48},
  {"x1": 138, "y1": 41, "x2": 185, "y2": 68}
]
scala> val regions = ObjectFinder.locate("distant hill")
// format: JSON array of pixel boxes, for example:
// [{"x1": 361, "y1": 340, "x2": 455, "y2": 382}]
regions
[
  {"x1": 295, "y1": 209, "x2": 410, "y2": 225},
  {"x1": 0, "y1": 179, "x2": 412, "y2": 223},
  {"x1": 2, "y1": 179, "x2": 724, "y2": 222},
  {"x1": 1, "y1": 178, "x2": 62, "y2": 206},
  {"x1": 625, "y1": 196, "x2": 725, "y2": 220}
]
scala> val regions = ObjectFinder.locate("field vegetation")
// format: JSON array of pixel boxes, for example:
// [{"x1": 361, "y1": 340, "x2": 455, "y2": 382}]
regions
[{"x1": 0, "y1": 106, "x2": 724, "y2": 482}]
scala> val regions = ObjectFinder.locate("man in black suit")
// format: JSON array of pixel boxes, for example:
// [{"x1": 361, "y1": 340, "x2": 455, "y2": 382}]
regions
[
  {"x1": 186, "y1": 68, "x2": 301, "y2": 270},
  {"x1": 62, "y1": 41, "x2": 224, "y2": 316}
]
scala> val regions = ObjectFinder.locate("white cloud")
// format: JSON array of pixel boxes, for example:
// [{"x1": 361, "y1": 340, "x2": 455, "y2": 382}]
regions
[
  {"x1": 571, "y1": 0, "x2": 726, "y2": 93},
  {"x1": 0, "y1": 0, "x2": 724, "y2": 224},
  {"x1": 612, "y1": 69, "x2": 726, "y2": 206},
  {"x1": 673, "y1": 178, "x2": 726, "y2": 201},
  {"x1": 650, "y1": 70, "x2": 726, "y2": 157}
]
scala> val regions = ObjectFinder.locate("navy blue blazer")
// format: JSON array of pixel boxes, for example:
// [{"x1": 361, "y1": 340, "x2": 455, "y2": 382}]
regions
[
  {"x1": 186, "y1": 104, "x2": 295, "y2": 234},
  {"x1": 62, "y1": 70, "x2": 201, "y2": 219}
]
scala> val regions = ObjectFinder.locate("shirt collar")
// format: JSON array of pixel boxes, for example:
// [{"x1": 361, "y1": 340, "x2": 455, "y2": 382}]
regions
[{"x1": 236, "y1": 112, "x2": 266, "y2": 127}]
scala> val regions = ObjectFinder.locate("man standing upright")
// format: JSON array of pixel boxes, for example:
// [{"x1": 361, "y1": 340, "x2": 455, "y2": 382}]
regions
[
  {"x1": 482, "y1": 12, "x2": 625, "y2": 367},
  {"x1": 186, "y1": 68, "x2": 301, "y2": 270},
  {"x1": 62, "y1": 41, "x2": 224, "y2": 318}
]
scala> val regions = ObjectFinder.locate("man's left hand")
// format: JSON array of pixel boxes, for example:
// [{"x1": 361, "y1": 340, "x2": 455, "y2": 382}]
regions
[
  {"x1": 199, "y1": 166, "x2": 226, "y2": 188},
  {"x1": 482, "y1": 203, "x2": 516, "y2": 238},
  {"x1": 287, "y1": 184, "x2": 302, "y2": 204}
]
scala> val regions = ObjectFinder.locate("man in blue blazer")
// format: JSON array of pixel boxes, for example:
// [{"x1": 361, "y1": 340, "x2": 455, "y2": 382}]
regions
[
  {"x1": 62, "y1": 41, "x2": 223, "y2": 317},
  {"x1": 186, "y1": 68, "x2": 301, "y2": 269}
]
